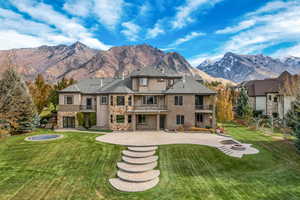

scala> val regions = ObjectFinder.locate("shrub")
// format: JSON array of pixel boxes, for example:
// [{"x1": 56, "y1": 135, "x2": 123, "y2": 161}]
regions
[
  {"x1": 76, "y1": 112, "x2": 84, "y2": 127},
  {"x1": 188, "y1": 127, "x2": 214, "y2": 133}
]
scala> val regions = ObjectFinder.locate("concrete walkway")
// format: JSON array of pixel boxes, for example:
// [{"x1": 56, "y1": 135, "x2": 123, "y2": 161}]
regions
[{"x1": 96, "y1": 131, "x2": 259, "y2": 158}]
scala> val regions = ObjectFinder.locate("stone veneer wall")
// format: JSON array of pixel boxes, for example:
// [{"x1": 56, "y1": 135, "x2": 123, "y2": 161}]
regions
[
  {"x1": 57, "y1": 111, "x2": 78, "y2": 128},
  {"x1": 109, "y1": 94, "x2": 133, "y2": 131}
]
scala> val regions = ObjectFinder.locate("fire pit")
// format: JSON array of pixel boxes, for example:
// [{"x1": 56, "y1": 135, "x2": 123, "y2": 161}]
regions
[{"x1": 231, "y1": 144, "x2": 246, "y2": 151}]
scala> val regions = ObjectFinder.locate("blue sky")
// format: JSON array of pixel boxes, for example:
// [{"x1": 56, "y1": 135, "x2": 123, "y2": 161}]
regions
[{"x1": 0, "y1": 0, "x2": 300, "y2": 66}]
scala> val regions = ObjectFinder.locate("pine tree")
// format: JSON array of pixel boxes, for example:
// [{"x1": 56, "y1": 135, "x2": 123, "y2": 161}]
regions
[
  {"x1": 0, "y1": 68, "x2": 37, "y2": 134},
  {"x1": 286, "y1": 96, "x2": 300, "y2": 151},
  {"x1": 236, "y1": 87, "x2": 253, "y2": 121}
]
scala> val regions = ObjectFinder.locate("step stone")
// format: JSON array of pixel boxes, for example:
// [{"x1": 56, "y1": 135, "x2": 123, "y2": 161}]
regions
[
  {"x1": 122, "y1": 150, "x2": 156, "y2": 158},
  {"x1": 117, "y1": 170, "x2": 160, "y2": 182},
  {"x1": 117, "y1": 161, "x2": 157, "y2": 173},
  {"x1": 109, "y1": 177, "x2": 159, "y2": 192},
  {"x1": 122, "y1": 156, "x2": 158, "y2": 165}
]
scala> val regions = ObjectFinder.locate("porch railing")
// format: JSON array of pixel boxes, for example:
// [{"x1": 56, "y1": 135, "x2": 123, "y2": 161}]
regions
[
  {"x1": 80, "y1": 105, "x2": 96, "y2": 111},
  {"x1": 195, "y1": 105, "x2": 213, "y2": 110},
  {"x1": 132, "y1": 104, "x2": 168, "y2": 110}
]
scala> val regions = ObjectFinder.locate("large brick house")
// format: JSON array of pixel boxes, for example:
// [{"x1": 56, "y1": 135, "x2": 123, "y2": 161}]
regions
[
  {"x1": 57, "y1": 67, "x2": 217, "y2": 131},
  {"x1": 241, "y1": 71, "x2": 296, "y2": 119}
]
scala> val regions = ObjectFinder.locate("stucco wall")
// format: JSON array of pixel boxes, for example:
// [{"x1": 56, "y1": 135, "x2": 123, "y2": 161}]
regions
[
  {"x1": 96, "y1": 95, "x2": 109, "y2": 128},
  {"x1": 255, "y1": 96, "x2": 266, "y2": 113},
  {"x1": 59, "y1": 93, "x2": 81, "y2": 105}
]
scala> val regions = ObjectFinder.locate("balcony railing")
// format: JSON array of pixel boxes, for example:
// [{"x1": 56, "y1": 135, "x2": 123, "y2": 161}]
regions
[
  {"x1": 132, "y1": 104, "x2": 168, "y2": 111},
  {"x1": 80, "y1": 105, "x2": 96, "y2": 111},
  {"x1": 195, "y1": 104, "x2": 213, "y2": 110}
]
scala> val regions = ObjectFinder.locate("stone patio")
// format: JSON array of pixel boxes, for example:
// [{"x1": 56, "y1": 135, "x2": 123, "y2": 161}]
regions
[{"x1": 96, "y1": 131, "x2": 259, "y2": 158}]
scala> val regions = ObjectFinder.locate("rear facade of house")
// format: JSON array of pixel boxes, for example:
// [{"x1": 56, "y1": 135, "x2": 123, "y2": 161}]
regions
[
  {"x1": 242, "y1": 71, "x2": 296, "y2": 119},
  {"x1": 57, "y1": 67, "x2": 216, "y2": 131}
]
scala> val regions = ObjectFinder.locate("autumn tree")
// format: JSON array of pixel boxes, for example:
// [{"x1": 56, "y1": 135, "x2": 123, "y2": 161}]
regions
[
  {"x1": 236, "y1": 87, "x2": 253, "y2": 121},
  {"x1": 28, "y1": 74, "x2": 52, "y2": 114},
  {"x1": 0, "y1": 68, "x2": 37, "y2": 134},
  {"x1": 48, "y1": 77, "x2": 76, "y2": 111},
  {"x1": 216, "y1": 88, "x2": 234, "y2": 122}
]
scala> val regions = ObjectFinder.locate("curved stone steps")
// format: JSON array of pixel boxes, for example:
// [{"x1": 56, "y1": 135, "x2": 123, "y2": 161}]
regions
[
  {"x1": 122, "y1": 150, "x2": 155, "y2": 158},
  {"x1": 127, "y1": 146, "x2": 158, "y2": 152},
  {"x1": 117, "y1": 161, "x2": 157, "y2": 173},
  {"x1": 109, "y1": 177, "x2": 159, "y2": 192},
  {"x1": 122, "y1": 155, "x2": 158, "y2": 165},
  {"x1": 117, "y1": 170, "x2": 160, "y2": 182}
]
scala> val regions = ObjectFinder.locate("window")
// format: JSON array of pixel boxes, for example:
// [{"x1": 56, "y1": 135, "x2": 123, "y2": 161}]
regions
[
  {"x1": 176, "y1": 115, "x2": 184, "y2": 125},
  {"x1": 272, "y1": 112, "x2": 278, "y2": 118},
  {"x1": 116, "y1": 115, "x2": 125, "y2": 123},
  {"x1": 110, "y1": 115, "x2": 113, "y2": 123},
  {"x1": 101, "y1": 96, "x2": 108, "y2": 104},
  {"x1": 174, "y1": 96, "x2": 183, "y2": 105},
  {"x1": 128, "y1": 115, "x2": 132, "y2": 123},
  {"x1": 137, "y1": 115, "x2": 146, "y2": 124},
  {"x1": 268, "y1": 95, "x2": 272, "y2": 101},
  {"x1": 139, "y1": 78, "x2": 148, "y2": 86},
  {"x1": 128, "y1": 96, "x2": 132, "y2": 106},
  {"x1": 110, "y1": 96, "x2": 114, "y2": 106},
  {"x1": 117, "y1": 96, "x2": 125, "y2": 106},
  {"x1": 196, "y1": 113, "x2": 203, "y2": 122},
  {"x1": 274, "y1": 97, "x2": 278, "y2": 103},
  {"x1": 168, "y1": 79, "x2": 174, "y2": 87},
  {"x1": 64, "y1": 96, "x2": 73, "y2": 104},
  {"x1": 143, "y1": 96, "x2": 157, "y2": 104}
]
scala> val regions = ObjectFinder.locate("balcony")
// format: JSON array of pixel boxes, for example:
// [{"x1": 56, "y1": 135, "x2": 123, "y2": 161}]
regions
[
  {"x1": 195, "y1": 105, "x2": 213, "y2": 112},
  {"x1": 128, "y1": 104, "x2": 168, "y2": 113},
  {"x1": 80, "y1": 105, "x2": 96, "y2": 112}
]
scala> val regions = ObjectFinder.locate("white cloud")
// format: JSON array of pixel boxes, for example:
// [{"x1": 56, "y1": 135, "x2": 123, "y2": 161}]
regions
[
  {"x1": 215, "y1": 19, "x2": 256, "y2": 34},
  {"x1": 146, "y1": 22, "x2": 165, "y2": 38},
  {"x1": 273, "y1": 43, "x2": 300, "y2": 58},
  {"x1": 172, "y1": 31, "x2": 205, "y2": 46},
  {"x1": 222, "y1": 2, "x2": 300, "y2": 54},
  {"x1": 93, "y1": 0, "x2": 124, "y2": 30},
  {"x1": 139, "y1": 2, "x2": 151, "y2": 16},
  {"x1": 9, "y1": 0, "x2": 111, "y2": 50},
  {"x1": 63, "y1": 0, "x2": 92, "y2": 17},
  {"x1": 63, "y1": 0, "x2": 124, "y2": 30},
  {"x1": 0, "y1": 30, "x2": 48, "y2": 50},
  {"x1": 172, "y1": 0, "x2": 223, "y2": 29},
  {"x1": 121, "y1": 21, "x2": 141, "y2": 41}
]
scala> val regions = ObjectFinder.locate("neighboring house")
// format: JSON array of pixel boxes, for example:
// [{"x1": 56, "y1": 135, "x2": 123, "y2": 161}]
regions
[
  {"x1": 57, "y1": 67, "x2": 217, "y2": 131},
  {"x1": 241, "y1": 71, "x2": 296, "y2": 119}
]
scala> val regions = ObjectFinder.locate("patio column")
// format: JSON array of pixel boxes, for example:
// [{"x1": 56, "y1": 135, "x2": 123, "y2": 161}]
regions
[
  {"x1": 156, "y1": 114, "x2": 160, "y2": 131},
  {"x1": 132, "y1": 114, "x2": 136, "y2": 131}
]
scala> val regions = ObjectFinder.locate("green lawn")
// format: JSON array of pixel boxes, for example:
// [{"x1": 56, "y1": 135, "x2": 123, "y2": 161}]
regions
[{"x1": 1, "y1": 124, "x2": 300, "y2": 200}]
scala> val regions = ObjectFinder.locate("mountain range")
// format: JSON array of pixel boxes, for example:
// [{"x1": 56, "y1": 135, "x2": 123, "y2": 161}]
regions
[
  {"x1": 0, "y1": 42, "x2": 233, "y2": 85},
  {"x1": 197, "y1": 52, "x2": 300, "y2": 83}
]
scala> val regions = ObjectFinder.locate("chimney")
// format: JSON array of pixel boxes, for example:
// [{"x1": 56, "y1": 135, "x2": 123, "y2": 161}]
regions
[
  {"x1": 122, "y1": 72, "x2": 125, "y2": 80},
  {"x1": 100, "y1": 79, "x2": 103, "y2": 88},
  {"x1": 183, "y1": 75, "x2": 186, "y2": 88}
]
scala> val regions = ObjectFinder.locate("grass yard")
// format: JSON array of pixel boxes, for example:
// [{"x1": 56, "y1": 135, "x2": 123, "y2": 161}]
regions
[{"x1": 1, "y1": 124, "x2": 300, "y2": 200}]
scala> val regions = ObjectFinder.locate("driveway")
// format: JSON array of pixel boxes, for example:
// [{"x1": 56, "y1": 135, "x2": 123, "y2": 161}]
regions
[{"x1": 95, "y1": 131, "x2": 259, "y2": 158}]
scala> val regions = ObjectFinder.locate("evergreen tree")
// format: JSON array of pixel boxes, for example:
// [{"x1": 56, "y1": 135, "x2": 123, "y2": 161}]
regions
[
  {"x1": 286, "y1": 96, "x2": 300, "y2": 151},
  {"x1": 0, "y1": 68, "x2": 37, "y2": 133},
  {"x1": 236, "y1": 87, "x2": 253, "y2": 120}
]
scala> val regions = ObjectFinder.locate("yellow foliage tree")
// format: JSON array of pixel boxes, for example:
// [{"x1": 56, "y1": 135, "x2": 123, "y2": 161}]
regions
[{"x1": 216, "y1": 88, "x2": 234, "y2": 122}]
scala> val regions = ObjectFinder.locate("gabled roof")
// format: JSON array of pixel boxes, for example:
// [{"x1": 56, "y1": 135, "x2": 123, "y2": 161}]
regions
[
  {"x1": 165, "y1": 76, "x2": 216, "y2": 94},
  {"x1": 60, "y1": 78, "x2": 118, "y2": 94},
  {"x1": 100, "y1": 77, "x2": 133, "y2": 94},
  {"x1": 130, "y1": 67, "x2": 181, "y2": 78},
  {"x1": 243, "y1": 71, "x2": 294, "y2": 96}
]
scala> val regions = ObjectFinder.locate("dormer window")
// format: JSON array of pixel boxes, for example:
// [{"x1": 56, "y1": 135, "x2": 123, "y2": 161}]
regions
[{"x1": 139, "y1": 78, "x2": 148, "y2": 86}]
